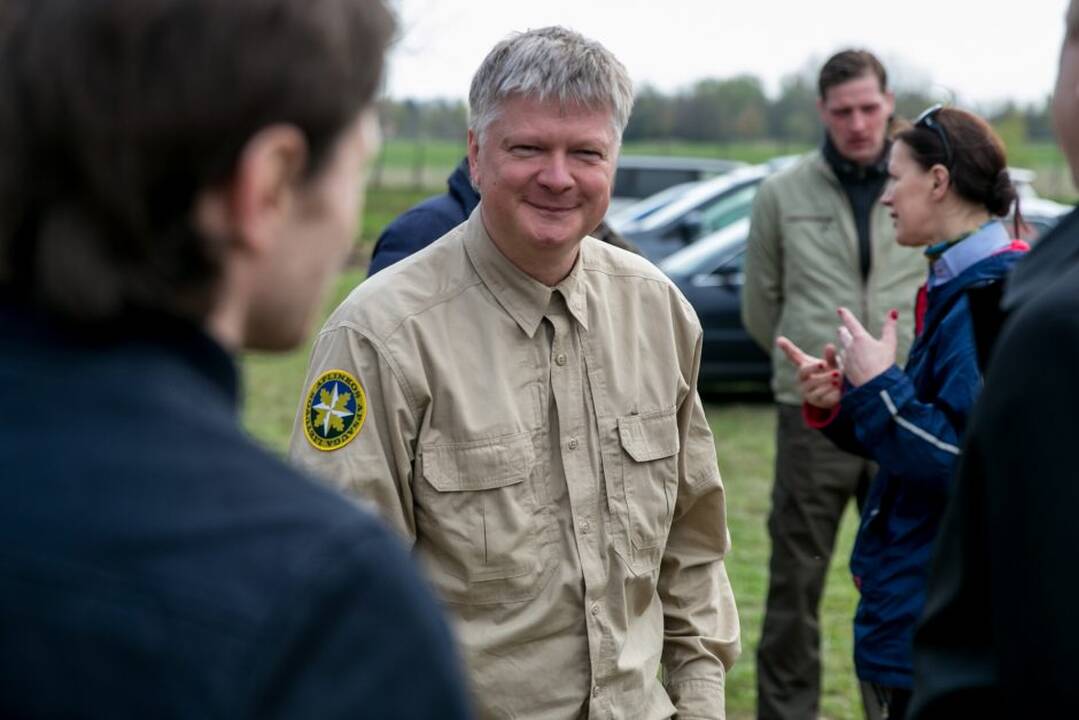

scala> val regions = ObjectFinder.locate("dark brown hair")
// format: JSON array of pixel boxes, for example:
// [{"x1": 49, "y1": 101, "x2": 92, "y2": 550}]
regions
[
  {"x1": 896, "y1": 108, "x2": 1018, "y2": 220},
  {"x1": 818, "y1": 49, "x2": 888, "y2": 99},
  {"x1": 0, "y1": 0, "x2": 394, "y2": 324}
]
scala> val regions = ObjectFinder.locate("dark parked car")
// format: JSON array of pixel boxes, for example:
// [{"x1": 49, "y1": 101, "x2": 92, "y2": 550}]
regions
[
  {"x1": 658, "y1": 218, "x2": 770, "y2": 385},
  {"x1": 659, "y1": 196, "x2": 1072, "y2": 387}
]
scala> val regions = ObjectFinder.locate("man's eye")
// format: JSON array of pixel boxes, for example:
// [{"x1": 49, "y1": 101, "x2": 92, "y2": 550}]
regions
[{"x1": 510, "y1": 145, "x2": 539, "y2": 155}]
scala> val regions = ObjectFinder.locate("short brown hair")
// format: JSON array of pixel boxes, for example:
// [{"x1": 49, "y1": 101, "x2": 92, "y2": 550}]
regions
[
  {"x1": 0, "y1": 0, "x2": 394, "y2": 325},
  {"x1": 1068, "y1": 0, "x2": 1079, "y2": 41},
  {"x1": 818, "y1": 49, "x2": 888, "y2": 99}
]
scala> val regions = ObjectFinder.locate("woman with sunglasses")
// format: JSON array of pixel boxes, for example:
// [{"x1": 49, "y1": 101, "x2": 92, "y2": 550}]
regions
[{"x1": 775, "y1": 106, "x2": 1028, "y2": 720}]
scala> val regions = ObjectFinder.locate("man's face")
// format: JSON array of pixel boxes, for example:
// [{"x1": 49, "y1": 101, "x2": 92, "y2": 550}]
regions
[
  {"x1": 817, "y1": 73, "x2": 895, "y2": 167},
  {"x1": 247, "y1": 111, "x2": 379, "y2": 351},
  {"x1": 1054, "y1": 11, "x2": 1079, "y2": 186},
  {"x1": 468, "y1": 94, "x2": 617, "y2": 263}
]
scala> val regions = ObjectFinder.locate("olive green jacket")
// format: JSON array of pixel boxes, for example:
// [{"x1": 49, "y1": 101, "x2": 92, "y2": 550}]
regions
[{"x1": 742, "y1": 150, "x2": 926, "y2": 405}]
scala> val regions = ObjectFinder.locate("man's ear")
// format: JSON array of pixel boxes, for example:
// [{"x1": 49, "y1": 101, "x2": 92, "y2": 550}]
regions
[
  {"x1": 194, "y1": 124, "x2": 309, "y2": 255},
  {"x1": 466, "y1": 128, "x2": 481, "y2": 189},
  {"x1": 929, "y1": 164, "x2": 951, "y2": 201}
]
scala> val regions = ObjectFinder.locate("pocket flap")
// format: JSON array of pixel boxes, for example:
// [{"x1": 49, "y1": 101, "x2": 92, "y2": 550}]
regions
[
  {"x1": 422, "y1": 432, "x2": 535, "y2": 492},
  {"x1": 617, "y1": 410, "x2": 680, "y2": 462}
]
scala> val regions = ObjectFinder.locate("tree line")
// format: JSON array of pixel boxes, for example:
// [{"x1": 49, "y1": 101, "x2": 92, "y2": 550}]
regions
[{"x1": 380, "y1": 73, "x2": 1055, "y2": 148}]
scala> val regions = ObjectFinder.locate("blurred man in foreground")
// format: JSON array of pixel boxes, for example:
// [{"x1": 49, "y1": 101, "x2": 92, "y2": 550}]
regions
[
  {"x1": 292, "y1": 25, "x2": 739, "y2": 719},
  {"x1": 910, "y1": 2, "x2": 1079, "y2": 716},
  {"x1": 0, "y1": 1, "x2": 471, "y2": 717}
]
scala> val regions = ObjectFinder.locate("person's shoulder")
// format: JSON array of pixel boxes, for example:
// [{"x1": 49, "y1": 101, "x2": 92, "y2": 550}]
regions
[
  {"x1": 986, "y1": 262, "x2": 1079, "y2": 390},
  {"x1": 325, "y1": 224, "x2": 475, "y2": 341},
  {"x1": 582, "y1": 238, "x2": 701, "y2": 328},
  {"x1": 759, "y1": 150, "x2": 823, "y2": 191},
  {"x1": 384, "y1": 192, "x2": 468, "y2": 238},
  {"x1": 582, "y1": 235, "x2": 669, "y2": 285}
]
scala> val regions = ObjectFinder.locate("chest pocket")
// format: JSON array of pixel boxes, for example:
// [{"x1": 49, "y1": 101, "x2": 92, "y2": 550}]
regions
[
  {"x1": 610, "y1": 408, "x2": 680, "y2": 574},
  {"x1": 417, "y1": 431, "x2": 554, "y2": 605}
]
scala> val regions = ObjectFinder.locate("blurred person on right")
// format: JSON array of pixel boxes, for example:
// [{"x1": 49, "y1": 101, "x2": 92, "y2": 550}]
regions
[
  {"x1": 909, "y1": 3, "x2": 1079, "y2": 716},
  {"x1": 778, "y1": 107, "x2": 1028, "y2": 719},
  {"x1": 742, "y1": 49, "x2": 925, "y2": 720}
]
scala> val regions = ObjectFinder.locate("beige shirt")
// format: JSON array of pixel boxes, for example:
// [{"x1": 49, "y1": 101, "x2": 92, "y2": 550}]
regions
[{"x1": 289, "y1": 208, "x2": 740, "y2": 719}]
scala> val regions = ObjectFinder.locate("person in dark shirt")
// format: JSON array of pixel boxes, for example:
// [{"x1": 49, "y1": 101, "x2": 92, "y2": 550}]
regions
[
  {"x1": 0, "y1": 2, "x2": 472, "y2": 718},
  {"x1": 909, "y1": 3, "x2": 1079, "y2": 716}
]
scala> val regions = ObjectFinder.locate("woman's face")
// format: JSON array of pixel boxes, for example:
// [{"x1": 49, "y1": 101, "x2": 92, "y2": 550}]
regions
[{"x1": 881, "y1": 140, "x2": 938, "y2": 247}]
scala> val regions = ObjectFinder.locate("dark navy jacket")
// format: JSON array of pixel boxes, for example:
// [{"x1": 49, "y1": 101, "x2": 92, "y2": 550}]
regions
[
  {"x1": 368, "y1": 158, "x2": 478, "y2": 277},
  {"x1": 821, "y1": 240, "x2": 1025, "y2": 689},
  {"x1": 0, "y1": 302, "x2": 472, "y2": 719}
]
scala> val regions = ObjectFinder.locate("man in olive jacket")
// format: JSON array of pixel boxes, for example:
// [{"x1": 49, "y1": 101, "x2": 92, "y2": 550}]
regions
[{"x1": 742, "y1": 50, "x2": 924, "y2": 720}]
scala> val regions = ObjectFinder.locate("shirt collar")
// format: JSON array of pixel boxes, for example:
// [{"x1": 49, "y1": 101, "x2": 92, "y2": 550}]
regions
[
  {"x1": 463, "y1": 205, "x2": 590, "y2": 337},
  {"x1": 928, "y1": 220, "x2": 1012, "y2": 288}
]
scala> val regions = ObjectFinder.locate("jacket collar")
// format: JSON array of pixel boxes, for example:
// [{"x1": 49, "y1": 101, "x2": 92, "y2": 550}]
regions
[
  {"x1": 448, "y1": 157, "x2": 481, "y2": 216},
  {"x1": 462, "y1": 206, "x2": 589, "y2": 338},
  {"x1": 0, "y1": 297, "x2": 239, "y2": 408},
  {"x1": 928, "y1": 221, "x2": 1013, "y2": 288},
  {"x1": 919, "y1": 241, "x2": 1026, "y2": 341},
  {"x1": 821, "y1": 134, "x2": 890, "y2": 182}
]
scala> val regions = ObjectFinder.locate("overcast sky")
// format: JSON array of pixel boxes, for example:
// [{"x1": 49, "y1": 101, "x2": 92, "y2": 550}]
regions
[{"x1": 385, "y1": 0, "x2": 1070, "y2": 108}]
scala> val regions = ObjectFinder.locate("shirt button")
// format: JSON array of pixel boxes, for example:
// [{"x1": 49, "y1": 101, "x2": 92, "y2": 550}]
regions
[
  {"x1": 591, "y1": 603, "x2": 600, "y2": 616},
  {"x1": 592, "y1": 686, "x2": 601, "y2": 698},
  {"x1": 555, "y1": 353, "x2": 567, "y2": 366},
  {"x1": 568, "y1": 438, "x2": 579, "y2": 450},
  {"x1": 580, "y1": 520, "x2": 591, "y2": 533}
]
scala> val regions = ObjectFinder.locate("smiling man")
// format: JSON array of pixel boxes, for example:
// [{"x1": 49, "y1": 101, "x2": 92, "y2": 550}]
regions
[
  {"x1": 290, "y1": 26, "x2": 740, "y2": 720},
  {"x1": 741, "y1": 50, "x2": 926, "y2": 720}
]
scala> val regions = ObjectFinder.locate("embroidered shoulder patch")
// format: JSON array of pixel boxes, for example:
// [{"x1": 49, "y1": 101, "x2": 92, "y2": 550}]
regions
[{"x1": 303, "y1": 369, "x2": 367, "y2": 452}]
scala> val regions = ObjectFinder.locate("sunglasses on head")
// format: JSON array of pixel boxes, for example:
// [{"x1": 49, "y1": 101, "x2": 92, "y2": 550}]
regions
[{"x1": 913, "y1": 104, "x2": 954, "y2": 170}]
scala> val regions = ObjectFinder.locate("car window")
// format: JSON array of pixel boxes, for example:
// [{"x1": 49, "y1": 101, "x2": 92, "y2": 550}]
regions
[{"x1": 698, "y1": 184, "x2": 758, "y2": 235}]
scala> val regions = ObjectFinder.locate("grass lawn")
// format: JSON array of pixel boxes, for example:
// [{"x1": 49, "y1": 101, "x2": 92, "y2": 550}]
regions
[{"x1": 242, "y1": 263, "x2": 863, "y2": 719}]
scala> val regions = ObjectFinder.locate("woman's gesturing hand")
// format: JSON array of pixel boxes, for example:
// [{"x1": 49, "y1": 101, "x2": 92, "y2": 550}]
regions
[
  {"x1": 776, "y1": 336, "x2": 842, "y2": 409},
  {"x1": 836, "y1": 307, "x2": 898, "y2": 387}
]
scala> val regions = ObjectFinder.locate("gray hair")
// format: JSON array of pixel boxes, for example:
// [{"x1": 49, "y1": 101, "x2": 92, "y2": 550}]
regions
[{"x1": 468, "y1": 26, "x2": 634, "y2": 143}]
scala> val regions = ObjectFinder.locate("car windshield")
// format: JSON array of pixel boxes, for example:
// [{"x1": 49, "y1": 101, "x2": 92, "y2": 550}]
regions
[
  {"x1": 635, "y1": 166, "x2": 768, "y2": 232},
  {"x1": 697, "y1": 183, "x2": 759, "y2": 235},
  {"x1": 606, "y1": 181, "x2": 700, "y2": 231},
  {"x1": 660, "y1": 218, "x2": 751, "y2": 276}
]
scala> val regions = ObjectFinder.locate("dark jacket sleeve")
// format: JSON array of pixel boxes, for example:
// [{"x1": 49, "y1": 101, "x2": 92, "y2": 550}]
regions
[
  {"x1": 241, "y1": 521, "x2": 473, "y2": 719},
  {"x1": 367, "y1": 198, "x2": 468, "y2": 277}
]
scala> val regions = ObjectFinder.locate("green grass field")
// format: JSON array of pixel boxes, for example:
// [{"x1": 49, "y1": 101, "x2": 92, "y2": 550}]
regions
[{"x1": 241, "y1": 267, "x2": 862, "y2": 719}]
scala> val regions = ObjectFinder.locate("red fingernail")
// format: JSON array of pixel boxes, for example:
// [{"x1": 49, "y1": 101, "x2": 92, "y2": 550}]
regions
[
  {"x1": 832, "y1": 380, "x2": 840, "y2": 387},
  {"x1": 818, "y1": 363, "x2": 825, "y2": 370},
  {"x1": 890, "y1": 309, "x2": 899, "y2": 320},
  {"x1": 832, "y1": 371, "x2": 839, "y2": 378}
]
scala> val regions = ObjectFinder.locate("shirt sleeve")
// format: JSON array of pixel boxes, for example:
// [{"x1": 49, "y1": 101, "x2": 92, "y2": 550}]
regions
[
  {"x1": 741, "y1": 179, "x2": 783, "y2": 353},
  {"x1": 659, "y1": 328, "x2": 741, "y2": 719},
  {"x1": 288, "y1": 325, "x2": 421, "y2": 544}
]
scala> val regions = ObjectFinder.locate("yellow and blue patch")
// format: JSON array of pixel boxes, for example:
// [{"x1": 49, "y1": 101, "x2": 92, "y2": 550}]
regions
[{"x1": 303, "y1": 369, "x2": 367, "y2": 452}]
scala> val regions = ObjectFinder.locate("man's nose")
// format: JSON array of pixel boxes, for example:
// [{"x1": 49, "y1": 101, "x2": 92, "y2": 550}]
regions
[
  {"x1": 850, "y1": 110, "x2": 867, "y2": 133},
  {"x1": 537, "y1": 152, "x2": 574, "y2": 193}
]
